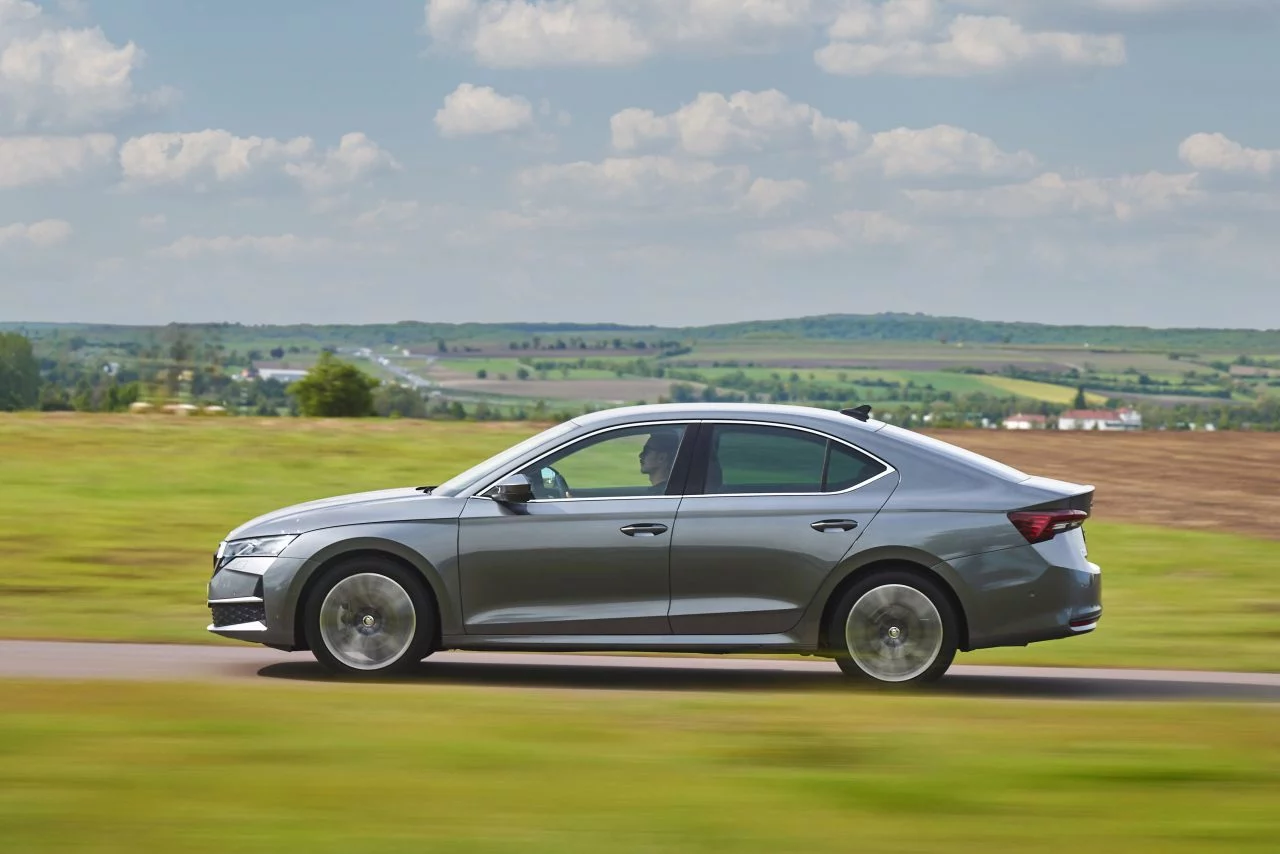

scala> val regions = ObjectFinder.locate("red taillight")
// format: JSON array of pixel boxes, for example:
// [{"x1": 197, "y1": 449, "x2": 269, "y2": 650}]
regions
[{"x1": 1008, "y1": 509, "x2": 1089, "y2": 544}]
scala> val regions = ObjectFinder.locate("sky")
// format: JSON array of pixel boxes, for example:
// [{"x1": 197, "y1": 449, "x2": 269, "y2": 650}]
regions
[{"x1": 1, "y1": 0, "x2": 1278, "y2": 330}]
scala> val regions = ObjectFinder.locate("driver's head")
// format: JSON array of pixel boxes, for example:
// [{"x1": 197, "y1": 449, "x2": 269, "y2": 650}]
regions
[{"x1": 639, "y1": 429, "x2": 680, "y2": 484}]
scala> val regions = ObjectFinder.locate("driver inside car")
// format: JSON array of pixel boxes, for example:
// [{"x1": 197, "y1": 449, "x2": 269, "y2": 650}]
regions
[{"x1": 639, "y1": 429, "x2": 680, "y2": 494}]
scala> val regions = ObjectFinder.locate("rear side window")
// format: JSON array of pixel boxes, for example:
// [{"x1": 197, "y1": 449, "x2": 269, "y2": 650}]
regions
[{"x1": 707, "y1": 424, "x2": 888, "y2": 494}]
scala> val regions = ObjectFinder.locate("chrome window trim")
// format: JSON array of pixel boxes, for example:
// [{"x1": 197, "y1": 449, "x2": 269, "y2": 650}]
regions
[
  {"x1": 466, "y1": 419, "x2": 699, "y2": 503},
  {"x1": 465, "y1": 417, "x2": 897, "y2": 503}
]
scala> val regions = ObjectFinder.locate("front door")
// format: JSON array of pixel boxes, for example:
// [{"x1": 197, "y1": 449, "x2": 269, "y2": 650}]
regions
[
  {"x1": 458, "y1": 422, "x2": 695, "y2": 636},
  {"x1": 669, "y1": 422, "x2": 899, "y2": 635}
]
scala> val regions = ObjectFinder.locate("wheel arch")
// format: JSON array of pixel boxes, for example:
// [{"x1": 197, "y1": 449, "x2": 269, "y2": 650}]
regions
[
  {"x1": 290, "y1": 541, "x2": 445, "y2": 652},
  {"x1": 817, "y1": 557, "x2": 971, "y2": 654}
]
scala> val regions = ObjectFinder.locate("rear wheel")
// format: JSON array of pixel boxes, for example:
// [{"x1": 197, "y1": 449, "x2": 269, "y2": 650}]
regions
[
  {"x1": 303, "y1": 556, "x2": 436, "y2": 675},
  {"x1": 828, "y1": 570, "x2": 958, "y2": 686}
]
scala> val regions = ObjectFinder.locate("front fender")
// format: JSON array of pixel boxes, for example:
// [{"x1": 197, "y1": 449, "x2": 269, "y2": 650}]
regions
[{"x1": 275, "y1": 521, "x2": 463, "y2": 648}]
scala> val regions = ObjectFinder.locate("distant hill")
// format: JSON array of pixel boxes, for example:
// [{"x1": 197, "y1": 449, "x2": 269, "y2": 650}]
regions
[
  {"x1": 678, "y1": 314, "x2": 1280, "y2": 351},
  {"x1": 4, "y1": 313, "x2": 1278, "y2": 352}
]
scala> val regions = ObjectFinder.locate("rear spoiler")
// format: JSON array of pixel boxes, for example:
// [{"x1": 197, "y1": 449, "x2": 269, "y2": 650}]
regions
[{"x1": 1014, "y1": 475, "x2": 1095, "y2": 516}]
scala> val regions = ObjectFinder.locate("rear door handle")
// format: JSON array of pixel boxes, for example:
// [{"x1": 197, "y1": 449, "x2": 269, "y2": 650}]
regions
[
  {"x1": 620, "y1": 523, "x2": 669, "y2": 537},
  {"x1": 811, "y1": 519, "x2": 858, "y2": 532}
]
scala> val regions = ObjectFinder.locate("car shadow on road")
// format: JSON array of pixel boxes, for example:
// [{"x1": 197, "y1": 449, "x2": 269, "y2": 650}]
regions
[{"x1": 255, "y1": 659, "x2": 1280, "y2": 703}]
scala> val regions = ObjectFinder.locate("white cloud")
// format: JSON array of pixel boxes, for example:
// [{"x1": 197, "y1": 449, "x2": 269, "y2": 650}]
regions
[
  {"x1": 0, "y1": 132, "x2": 114, "y2": 187},
  {"x1": 0, "y1": 217, "x2": 72, "y2": 247},
  {"x1": 817, "y1": 10, "x2": 1126, "y2": 77},
  {"x1": 741, "y1": 177, "x2": 809, "y2": 215},
  {"x1": 425, "y1": 1, "x2": 1144, "y2": 77},
  {"x1": 427, "y1": 0, "x2": 652, "y2": 67},
  {"x1": 961, "y1": 0, "x2": 1272, "y2": 17},
  {"x1": 745, "y1": 209, "x2": 915, "y2": 254},
  {"x1": 0, "y1": 0, "x2": 174, "y2": 129},
  {"x1": 138, "y1": 213, "x2": 167, "y2": 230},
  {"x1": 611, "y1": 89, "x2": 860, "y2": 156},
  {"x1": 283, "y1": 132, "x2": 399, "y2": 191},
  {"x1": 149, "y1": 233, "x2": 338, "y2": 260},
  {"x1": 119, "y1": 129, "x2": 313, "y2": 185},
  {"x1": 1179, "y1": 132, "x2": 1279, "y2": 177},
  {"x1": 424, "y1": 0, "x2": 816, "y2": 68},
  {"x1": 516, "y1": 154, "x2": 752, "y2": 208},
  {"x1": 435, "y1": 83, "x2": 535, "y2": 136},
  {"x1": 119, "y1": 129, "x2": 396, "y2": 191},
  {"x1": 831, "y1": 124, "x2": 1037, "y2": 179},
  {"x1": 905, "y1": 170, "x2": 1200, "y2": 220}
]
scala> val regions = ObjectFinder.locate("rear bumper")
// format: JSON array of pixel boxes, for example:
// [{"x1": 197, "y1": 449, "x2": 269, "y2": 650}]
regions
[{"x1": 944, "y1": 531, "x2": 1103, "y2": 651}]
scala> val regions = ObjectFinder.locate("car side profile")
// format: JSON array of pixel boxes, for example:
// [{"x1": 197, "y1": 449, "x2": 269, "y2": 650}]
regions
[{"x1": 207, "y1": 402, "x2": 1102, "y2": 686}]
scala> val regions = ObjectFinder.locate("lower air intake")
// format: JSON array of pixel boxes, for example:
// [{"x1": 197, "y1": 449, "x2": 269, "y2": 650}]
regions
[{"x1": 211, "y1": 603, "x2": 266, "y2": 627}]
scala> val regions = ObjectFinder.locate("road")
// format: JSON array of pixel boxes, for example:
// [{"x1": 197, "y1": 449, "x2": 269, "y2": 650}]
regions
[{"x1": 3, "y1": 641, "x2": 1279, "y2": 701}]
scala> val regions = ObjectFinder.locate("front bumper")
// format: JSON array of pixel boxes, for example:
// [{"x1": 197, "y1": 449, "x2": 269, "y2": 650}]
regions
[{"x1": 207, "y1": 555, "x2": 306, "y2": 647}]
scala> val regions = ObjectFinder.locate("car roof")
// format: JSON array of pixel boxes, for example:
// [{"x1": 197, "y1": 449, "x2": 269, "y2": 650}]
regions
[{"x1": 570, "y1": 402, "x2": 886, "y2": 432}]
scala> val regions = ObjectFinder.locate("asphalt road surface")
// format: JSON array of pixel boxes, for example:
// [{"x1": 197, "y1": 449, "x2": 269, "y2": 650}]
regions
[{"x1": 3, "y1": 640, "x2": 1280, "y2": 701}]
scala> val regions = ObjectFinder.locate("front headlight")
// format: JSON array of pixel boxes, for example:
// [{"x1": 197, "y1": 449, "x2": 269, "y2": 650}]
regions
[{"x1": 217, "y1": 535, "x2": 298, "y2": 568}]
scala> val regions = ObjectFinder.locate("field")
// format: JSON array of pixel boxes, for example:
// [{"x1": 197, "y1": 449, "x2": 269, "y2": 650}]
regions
[
  {"x1": 378, "y1": 339, "x2": 1268, "y2": 410},
  {"x1": 1, "y1": 680, "x2": 1277, "y2": 853},
  {"x1": 2, "y1": 413, "x2": 1278, "y2": 671}
]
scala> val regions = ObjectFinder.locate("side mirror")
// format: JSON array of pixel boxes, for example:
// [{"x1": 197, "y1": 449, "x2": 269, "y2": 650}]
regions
[{"x1": 489, "y1": 473, "x2": 534, "y2": 504}]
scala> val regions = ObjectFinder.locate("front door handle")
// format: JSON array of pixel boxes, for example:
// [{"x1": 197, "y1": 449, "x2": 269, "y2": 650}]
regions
[
  {"x1": 620, "y1": 523, "x2": 669, "y2": 537},
  {"x1": 811, "y1": 519, "x2": 858, "y2": 532}
]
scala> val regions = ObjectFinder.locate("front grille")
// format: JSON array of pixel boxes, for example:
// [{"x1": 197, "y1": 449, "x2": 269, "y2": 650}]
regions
[{"x1": 211, "y1": 603, "x2": 266, "y2": 627}]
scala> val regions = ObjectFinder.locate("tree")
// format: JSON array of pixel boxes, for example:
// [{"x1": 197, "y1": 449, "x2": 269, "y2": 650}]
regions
[
  {"x1": 288, "y1": 352, "x2": 379, "y2": 417},
  {"x1": 270, "y1": 347, "x2": 285, "y2": 359},
  {"x1": 373, "y1": 384, "x2": 426, "y2": 419},
  {"x1": 0, "y1": 332, "x2": 41, "y2": 411},
  {"x1": 1073, "y1": 386, "x2": 1087, "y2": 409}
]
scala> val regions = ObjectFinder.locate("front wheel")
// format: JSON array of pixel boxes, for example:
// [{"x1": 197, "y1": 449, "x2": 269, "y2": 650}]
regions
[
  {"x1": 828, "y1": 570, "x2": 958, "y2": 686},
  {"x1": 303, "y1": 557, "x2": 436, "y2": 676}
]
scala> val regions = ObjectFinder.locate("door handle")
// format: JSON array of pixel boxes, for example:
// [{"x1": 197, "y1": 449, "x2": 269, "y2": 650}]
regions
[
  {"x1": 811, "y1": 519, "x2": 858, "y2": 532},
  {"x1": 620, "y1": 523, "x2": 669, "y2": 537}
]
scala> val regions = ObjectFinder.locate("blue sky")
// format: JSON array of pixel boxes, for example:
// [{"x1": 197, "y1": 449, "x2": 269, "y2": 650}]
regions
[{"x1": 2, "y1": 0, "x2": 1278, "y2": 329}]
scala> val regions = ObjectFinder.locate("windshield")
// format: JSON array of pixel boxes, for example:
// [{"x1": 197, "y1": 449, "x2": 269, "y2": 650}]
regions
[{"x1": 432, "y1": 421, "x2": 579, "y2": 496}]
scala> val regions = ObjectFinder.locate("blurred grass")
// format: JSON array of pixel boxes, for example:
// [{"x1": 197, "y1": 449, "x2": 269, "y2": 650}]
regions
[
  {"x1": 1, "y1": 413, "x2": 1278, "y2": 671},
  {"x1": 0, "y1": 679, "x2": 1277, "y2": 853}
]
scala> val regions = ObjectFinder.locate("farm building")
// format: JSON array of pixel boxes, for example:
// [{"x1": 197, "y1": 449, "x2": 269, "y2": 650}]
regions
[
  {"x1": 1003, "y1": 413, "x2": 1049, "y2": 430},
  {"x1": 246, "y1": 362, "x2": 310, "y2": 383},
  {"x1": 1057, "y1": 408, "x2": 1143, "y2": 431}
]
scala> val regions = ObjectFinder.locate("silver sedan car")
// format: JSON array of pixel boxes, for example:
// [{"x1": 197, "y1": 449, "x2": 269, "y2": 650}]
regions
[{"x1": 208, "y1": 403, "x2": 1102, "y2": 686}]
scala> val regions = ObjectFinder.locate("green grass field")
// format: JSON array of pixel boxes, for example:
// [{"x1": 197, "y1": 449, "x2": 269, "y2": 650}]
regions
[
  {"x1": 1, "y1": 680, "x2": 1276, "y2": 853},
  {"x1": 3, "y1": 414, "x2": 1277, "y2": 671}
]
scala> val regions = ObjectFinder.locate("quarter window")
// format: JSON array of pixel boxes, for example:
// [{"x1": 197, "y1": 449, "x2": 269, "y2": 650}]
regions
[{"x1": 706, "y1": 424, "x2": 886, "y2": 494}]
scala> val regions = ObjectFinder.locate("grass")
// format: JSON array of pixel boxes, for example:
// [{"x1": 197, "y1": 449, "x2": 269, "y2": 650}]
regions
[
  {"x1": 0, "y1": 680, "x2": 1277, "y2": 853},
  {"x1": 2, "y1": 414, "x2": 1278, "y2": 671}
]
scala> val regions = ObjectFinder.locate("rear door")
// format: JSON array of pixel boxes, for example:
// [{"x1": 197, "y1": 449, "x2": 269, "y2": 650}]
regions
[{"x1": 668, "y1": 421, "x2": 899, "y2": 635}]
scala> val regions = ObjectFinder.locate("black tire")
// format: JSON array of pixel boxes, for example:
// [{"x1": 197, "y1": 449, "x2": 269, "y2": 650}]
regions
[
  {"x1": 827, "y1": 569, "x2": 958, "y2": 687},
  {"x1": 303, "y1": 555, "x2": 436, "y2": 676}
]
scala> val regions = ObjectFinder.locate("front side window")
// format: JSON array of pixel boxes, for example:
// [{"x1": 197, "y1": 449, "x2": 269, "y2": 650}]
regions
[
  {"x1": 516, "y1": 424, "x2": 690, "y2": 499},
  {"x1": 706, "y1": 424, "x2": 887, "y2": 494}
]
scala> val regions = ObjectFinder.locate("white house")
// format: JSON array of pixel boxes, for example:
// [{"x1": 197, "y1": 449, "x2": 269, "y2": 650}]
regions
[
  {"x1": 1057, "y1": 407, "x2": 1142, "y2": 431},
  {"x1": 1003, "y1": 413, "x2": 1049, "y2": 430}
]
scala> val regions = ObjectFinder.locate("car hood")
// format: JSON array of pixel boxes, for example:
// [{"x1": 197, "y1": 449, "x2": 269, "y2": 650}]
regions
[{"x1": 225, "y1": 487, "x2": 463, "y2": 540}]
